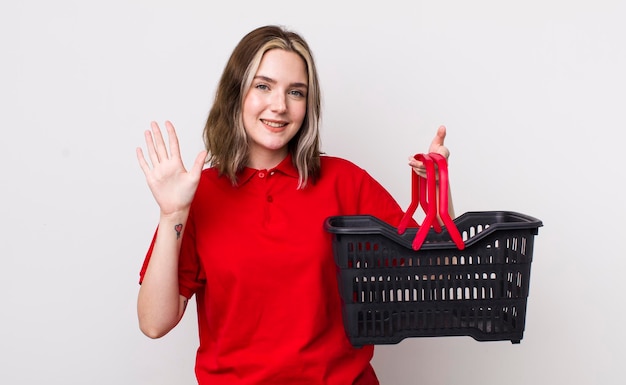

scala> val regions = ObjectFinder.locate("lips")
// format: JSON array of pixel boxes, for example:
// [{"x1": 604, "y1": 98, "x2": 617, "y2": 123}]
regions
[
  {"x1": 261, "y1": 119, "x2": 289, "y2": 133},
  {"x1": 261, "y1": 119, "x2": 288, "y2": 128}
]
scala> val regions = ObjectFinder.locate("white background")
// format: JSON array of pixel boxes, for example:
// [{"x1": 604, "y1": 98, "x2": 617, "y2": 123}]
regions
[{"x1": 2, "y1": 0, "x2": 625, "y2": 384}]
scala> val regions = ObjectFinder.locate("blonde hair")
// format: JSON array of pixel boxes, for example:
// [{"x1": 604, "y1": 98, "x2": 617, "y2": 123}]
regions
[{"x1": 203, "y1": 25, "x2": 322, "y2": 188}]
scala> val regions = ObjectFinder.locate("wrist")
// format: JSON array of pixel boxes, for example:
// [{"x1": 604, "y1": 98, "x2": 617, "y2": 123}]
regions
[
  {"x1": 159, "y1": 209, "x2": 190, "y2": 223},
  {"x1": 158, "y1": 211, "x2": 190, "y2": 242}
]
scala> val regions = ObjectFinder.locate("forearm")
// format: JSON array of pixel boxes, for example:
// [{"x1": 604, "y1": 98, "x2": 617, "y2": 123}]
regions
[
  {"x1": 137, "y1": 211, "x2": 189, "y2": 338},
  {"x1": 447, "y1": 184, "x2": 455, "y2": 219},
  {"x1": 434, "y1": 182, "x2": 455, "y2": 226}
]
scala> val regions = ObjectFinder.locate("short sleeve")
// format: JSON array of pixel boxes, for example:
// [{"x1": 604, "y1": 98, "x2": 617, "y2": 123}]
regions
[{"x1": 342, "y1": 160, "x2": 417, "y2": 228}]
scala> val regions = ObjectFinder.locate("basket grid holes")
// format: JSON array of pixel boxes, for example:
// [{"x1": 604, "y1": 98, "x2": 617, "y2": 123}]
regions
[
  {"x1": 345, "y1": 235, "x2": 529, "y2": 269},
  {"x1": 356, "y1": 304, "x2": 522, "y2": 337},
  {"x1": 352, "y1": 271, "x2": 525, "y2": 304},
  {"x1": 332, "y1": 213, "x2": 540, "y2": 343},
  {"x1": 462, "y1": 223, "x2": 487, "y2": 241}
]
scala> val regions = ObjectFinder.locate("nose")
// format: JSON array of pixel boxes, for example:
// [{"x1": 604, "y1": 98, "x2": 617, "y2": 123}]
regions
[{"x1": 270, "y1": 92, "x2": 287, "y2": 113}]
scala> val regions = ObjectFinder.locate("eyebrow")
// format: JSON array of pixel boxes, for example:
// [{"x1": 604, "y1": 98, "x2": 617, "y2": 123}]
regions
[{"x1": 254, "y1": 75, "x2": 307, "y2": 89}]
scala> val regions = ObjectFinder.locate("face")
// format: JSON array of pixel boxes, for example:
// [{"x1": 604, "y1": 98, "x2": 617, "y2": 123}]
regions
[{"x1": 242, "y1": 49, "x2": 308, "y2": 168}]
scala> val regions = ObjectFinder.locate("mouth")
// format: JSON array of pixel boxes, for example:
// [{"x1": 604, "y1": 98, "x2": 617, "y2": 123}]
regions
[{"x1": 261, "y1": 119, "x2": 288, "y2": 129}]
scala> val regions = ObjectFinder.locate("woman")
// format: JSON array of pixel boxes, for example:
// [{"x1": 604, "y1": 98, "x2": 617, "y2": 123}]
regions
[{"x1": 136, "y1": 25, "x2": 452, "y2": 385}]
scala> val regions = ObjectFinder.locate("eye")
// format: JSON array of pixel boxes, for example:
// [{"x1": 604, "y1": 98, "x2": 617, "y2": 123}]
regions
[
  {"x1": 255, "y1": 83, "x2": 270, "y2": 91},
  {"x1": 289, "y1": 89, "x2": 306, "y2": 98}
]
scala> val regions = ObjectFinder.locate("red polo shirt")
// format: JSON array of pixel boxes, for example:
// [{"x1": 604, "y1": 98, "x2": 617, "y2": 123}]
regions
[{"x1": 140, "y1": 154, "x2": 413, "y2": 385}]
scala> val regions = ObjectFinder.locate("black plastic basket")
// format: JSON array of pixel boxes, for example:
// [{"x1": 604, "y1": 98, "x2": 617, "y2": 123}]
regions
[{"x1": 325, "y1": 210, "x2": 543, "y2": 347}]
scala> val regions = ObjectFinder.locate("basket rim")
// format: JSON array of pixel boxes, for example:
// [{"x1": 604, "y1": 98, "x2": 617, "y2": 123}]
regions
[{"x1": 324, "y1": 210, "x2": 543, "y2": 250}]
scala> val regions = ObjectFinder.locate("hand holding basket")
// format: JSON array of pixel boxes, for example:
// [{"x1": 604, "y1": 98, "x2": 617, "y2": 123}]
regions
[{"x1": 398, "y1": 153, "x2": 465, "y2": 250}]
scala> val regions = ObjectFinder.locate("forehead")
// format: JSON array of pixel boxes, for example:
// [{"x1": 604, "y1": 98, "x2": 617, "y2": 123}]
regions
[{"x1": 256, "y1": 49, "x2": 308, "y2": 84}]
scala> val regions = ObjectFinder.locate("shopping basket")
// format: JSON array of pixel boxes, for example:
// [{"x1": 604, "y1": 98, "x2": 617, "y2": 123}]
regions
[{"x1": 325, "y1": 153, "x2": 542, "y2": 346}]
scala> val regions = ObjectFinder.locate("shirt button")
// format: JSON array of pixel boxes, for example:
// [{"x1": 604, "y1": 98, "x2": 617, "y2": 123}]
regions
[
  {"x1": 267, "y1": 195, "x2": 273, "y2": 202},
  {"x1": 258, "y1": 171, "x2": 265, "y2": 178}
]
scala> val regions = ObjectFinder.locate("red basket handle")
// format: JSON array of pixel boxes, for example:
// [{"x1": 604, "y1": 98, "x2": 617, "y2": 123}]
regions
[
  {"x1": 398, "y1": 154, "x2": 441, "y2": 248},
  {"x1": 428, "y1": 153, "x2": 465, "y2": 250},
  {"x1": 398, "y1": 153, "x2": 465, "y2": 250}
]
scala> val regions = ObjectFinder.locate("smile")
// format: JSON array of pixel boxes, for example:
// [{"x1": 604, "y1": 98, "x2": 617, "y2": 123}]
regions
[{"x1": 261, "y1": 119, "x2": 288, "y2": 128}]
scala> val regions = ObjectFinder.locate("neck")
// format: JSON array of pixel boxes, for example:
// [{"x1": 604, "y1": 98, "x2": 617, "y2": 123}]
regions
[{"x1": 247, "y1": 148, "x2": 288, "y2": 170}]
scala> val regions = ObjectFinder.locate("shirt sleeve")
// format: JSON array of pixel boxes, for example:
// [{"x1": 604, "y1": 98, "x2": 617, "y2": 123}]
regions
[
  {"x1": 330, "y1": 156, "x2": 418, "y2": 228},
  {"x1": 358, "y1": 169, "x2": 418, "y2": 227}
]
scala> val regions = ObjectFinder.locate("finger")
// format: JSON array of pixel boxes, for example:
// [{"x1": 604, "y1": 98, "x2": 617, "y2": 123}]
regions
[
  {"x1": 144, "y1": 129, "x2": 160, "y2": 167},
  {"x1": 408, "y1": 156, "x2": 427, "y2": 177},
  {"x1": 165, "y1": 120, "x2": 182, "y2": 160},
  {"x1": 136, "y1": 147, "x2": 151, "y2": 176},
  {"x1": 151, "y1": 121, "x2": 169, "y2": 161},
  {"x1": 436, "y1": 145, "x2": 450, "y2": 159},
  {"x1": 428, "y1": 125, "x2": 447, "y2": 153},
  {"x1": 190, "y1": 150, "x2": 208, "y2": 178},
  {"x1": 430, "y1": 125, "x2": 451, "y2": 160},
  {"x1": 412, "y1": 167, "x2": 427, "y2": 178},
  {"x1": 407, "y1": 156, "x2": 423, "y2": 168}
]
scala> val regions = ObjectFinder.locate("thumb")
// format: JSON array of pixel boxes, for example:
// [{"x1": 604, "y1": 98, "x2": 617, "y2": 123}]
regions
[
  {"x1": 429, "y1": 125, "x2": 447, "y2": 153},
  {"x1": 190, "y1": 150, "x2": 208, "y2": 177}
]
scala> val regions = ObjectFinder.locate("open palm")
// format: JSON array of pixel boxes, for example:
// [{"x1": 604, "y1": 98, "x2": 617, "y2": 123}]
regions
[{"x1": 136, "y1": 121, "x2": 207, "y2": 216}]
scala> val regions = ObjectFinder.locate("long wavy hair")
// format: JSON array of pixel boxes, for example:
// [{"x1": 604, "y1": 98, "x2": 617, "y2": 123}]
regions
[{"x1": 203, "y1": 25, "x2": 322, "y2": 188}]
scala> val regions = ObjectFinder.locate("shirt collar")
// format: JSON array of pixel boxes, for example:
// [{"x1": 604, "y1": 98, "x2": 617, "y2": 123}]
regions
[{"x1": 237, "y1": 153, "x2": 299, "y2": 185}]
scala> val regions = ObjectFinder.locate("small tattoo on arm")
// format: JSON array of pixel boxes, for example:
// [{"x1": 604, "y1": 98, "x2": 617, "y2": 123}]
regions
[{"x1": 174, "y1": 224, "x2": 183, "y2": 240}]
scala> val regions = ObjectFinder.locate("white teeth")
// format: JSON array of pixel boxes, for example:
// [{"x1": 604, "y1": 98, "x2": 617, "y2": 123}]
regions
[{"x1": 262, "y1": 120, "x2": 286, "y2": 128}]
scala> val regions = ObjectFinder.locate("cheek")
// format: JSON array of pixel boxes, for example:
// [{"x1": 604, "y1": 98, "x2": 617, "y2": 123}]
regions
[
  {"x1": 290, "y1": 102, "x2": 307, "y2": 122},
  {"x1": 243, "y1": 93, "x2": 263, "y2": 117}
]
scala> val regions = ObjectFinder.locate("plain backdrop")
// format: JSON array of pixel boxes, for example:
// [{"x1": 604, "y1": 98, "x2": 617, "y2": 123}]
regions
[{"x1": 2, "y1": 0, "x2": 625, "y2": 384}]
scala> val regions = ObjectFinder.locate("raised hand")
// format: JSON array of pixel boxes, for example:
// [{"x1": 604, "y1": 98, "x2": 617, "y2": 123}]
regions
[
  {"x1": 408, "y1": 125, "x2": 449, "y2": 178},
  {"x1": 136, "y1": 121, "x2": 207, "y2": 216}
]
